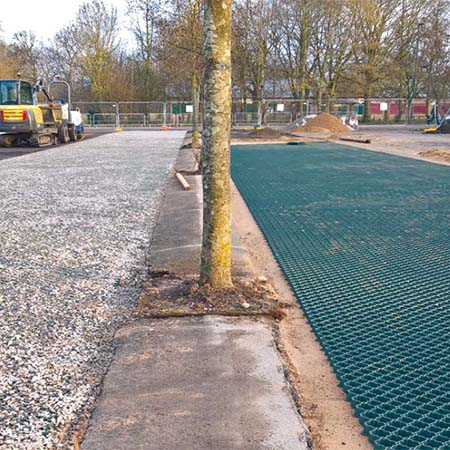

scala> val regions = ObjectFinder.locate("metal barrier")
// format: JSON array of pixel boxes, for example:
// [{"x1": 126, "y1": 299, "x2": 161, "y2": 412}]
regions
[
  {"x1": 233, "y1": 112, "x2": 262, "y2": 126},
  {"x1": 119, "y1": 113, "x2": 146, "y2": 127},
  {"x1": 265, "y1": 112, "x2": 293, "y2": 125},
  {"x1": 147, "y1": 113, "x2": 165, "y2": 127},
  {"x1": 73, "y1": 98, "x2": 450, "y2": 127},
  {"x1": 92, "y1": 113, "x2": 116, "y2": 127},
  {"x1": 167, "y1": 113, "x2": 194, "y2": 127}
]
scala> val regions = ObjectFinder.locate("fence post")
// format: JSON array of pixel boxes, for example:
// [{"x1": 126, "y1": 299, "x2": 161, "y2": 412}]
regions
[
  {"x1": 114, "y1": 103, "x2": 120, "y2": 129},
  {"x1": 163, "y1": 102, "x2": 167, "y2": 126}
]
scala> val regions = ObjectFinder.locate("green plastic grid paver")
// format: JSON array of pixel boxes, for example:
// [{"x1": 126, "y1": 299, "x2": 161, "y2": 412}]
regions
[{"x1": 231, "y1": 142, "x2": 450, "y2": 450}]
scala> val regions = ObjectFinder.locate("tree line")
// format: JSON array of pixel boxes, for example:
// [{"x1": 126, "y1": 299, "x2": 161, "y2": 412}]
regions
[{"x1": 0, "y1": 0, "x2": 449, "y2": 115}]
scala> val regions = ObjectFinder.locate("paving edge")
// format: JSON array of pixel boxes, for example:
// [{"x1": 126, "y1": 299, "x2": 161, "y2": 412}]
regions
[{"x1": 146, "y1": 143, "x2": 254, "y2": 277}]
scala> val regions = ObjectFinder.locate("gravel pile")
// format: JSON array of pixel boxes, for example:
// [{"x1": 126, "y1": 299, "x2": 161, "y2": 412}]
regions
[{"x1": 0, "y1": 131, "x2": 185, "y2": 449}]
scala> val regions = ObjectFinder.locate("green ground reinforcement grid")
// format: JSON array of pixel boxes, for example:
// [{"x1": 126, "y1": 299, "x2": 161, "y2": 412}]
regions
[{"x1": 232, "y1": 143, "x2": 450, "y2": 450}]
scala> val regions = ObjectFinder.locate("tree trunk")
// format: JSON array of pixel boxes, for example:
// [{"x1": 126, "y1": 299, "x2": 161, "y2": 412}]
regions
[
  {"x1": 317, "y1": 90, "x2": 323, "y2": 115},
  {"x1": 192, "y1": 72, "x2": 201, "y2": 147},
  {"x1": 362, "y1": 69, "x2": 373, "y2": 123},
  {"x1": 200, "y1": 0, "x2": 233, "y2": 288},
  {"x1": 397, "y1": 82, "x2": 404, "y2": 122}
]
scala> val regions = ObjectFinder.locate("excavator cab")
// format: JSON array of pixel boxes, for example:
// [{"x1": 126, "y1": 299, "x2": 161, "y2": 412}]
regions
[
  {"x1": 0, "y1": 79, "x2": 45, "y2": 146},
  {"x1": 0, "y1": 79, "x2": 32, "y2": 105}
]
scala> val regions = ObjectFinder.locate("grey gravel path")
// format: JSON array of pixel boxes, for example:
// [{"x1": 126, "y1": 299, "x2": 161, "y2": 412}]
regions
[{"x1": 0, "y1": 131, "x2": 185, "y2": 449}]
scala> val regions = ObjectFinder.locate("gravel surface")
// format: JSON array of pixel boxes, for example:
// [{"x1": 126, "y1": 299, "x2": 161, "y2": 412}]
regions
[{"x1": 0, "y1": 131, "x2": 185, "y2": 449}]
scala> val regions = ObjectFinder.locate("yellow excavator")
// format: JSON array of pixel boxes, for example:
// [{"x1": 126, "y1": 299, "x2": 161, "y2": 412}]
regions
[{"x1": 0, "y1": 75, "x2": 84, "y2": 147}]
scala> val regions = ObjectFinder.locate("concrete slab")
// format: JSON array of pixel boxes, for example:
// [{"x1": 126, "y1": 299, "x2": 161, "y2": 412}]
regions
[
  {"x1": 81, "y1": 317, "x2": 311, "y2": 450},
  {"x1": 147, "y1": 150, "x2": 254, "y2": 277},
  {"x1": 174, "y1": 145, "x2": 199, "y2": 173}
]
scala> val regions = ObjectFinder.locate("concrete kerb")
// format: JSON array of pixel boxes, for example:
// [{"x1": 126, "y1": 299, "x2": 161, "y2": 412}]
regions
[{"x1": 147, "y1": 143, "x2": 253, "y2": 277}]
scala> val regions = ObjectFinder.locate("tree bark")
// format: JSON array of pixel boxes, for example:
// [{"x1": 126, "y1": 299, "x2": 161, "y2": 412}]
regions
[
  {"x1": 200, "y1": 0, "x2": 233, "y2": 288},
  {"x1": 191, "y1": 71, "x2": 201, "y2": 147}
]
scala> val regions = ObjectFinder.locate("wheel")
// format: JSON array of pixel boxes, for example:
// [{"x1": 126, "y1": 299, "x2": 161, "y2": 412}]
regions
[
  {"x1": 58, "y1": 125, "x2": 69, "y2": 144},
  {"x1": 68, "y1": 125, "x2": 77, "y2": 142},
  {"x1": 0, "y1": 135, "x2": 13, "y2": 147},
  {"x1": 29, "y1": 135, "x2": 41, "y2": 148},
  {"x1": 76, "y1": 125, "x2": 85, "y2": 140}
]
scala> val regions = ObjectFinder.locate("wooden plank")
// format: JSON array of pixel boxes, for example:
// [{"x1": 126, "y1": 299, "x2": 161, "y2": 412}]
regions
[
  {"x1": 339, "y1": 136, "x2": 371, "y2": 144},
  {"x1": 176, "y1": 172, "x2": 191, "y2": 190}
]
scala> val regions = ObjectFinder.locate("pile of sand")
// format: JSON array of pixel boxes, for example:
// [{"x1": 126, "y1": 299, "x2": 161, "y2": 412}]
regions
[{"x1": 290, "y1": 112, "x2": 350, "y2": 134}]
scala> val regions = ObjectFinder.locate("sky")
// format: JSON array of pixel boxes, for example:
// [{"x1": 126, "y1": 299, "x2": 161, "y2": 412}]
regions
[{"x1": 0, "y1": 0, "x2": 132, "y2": 44}]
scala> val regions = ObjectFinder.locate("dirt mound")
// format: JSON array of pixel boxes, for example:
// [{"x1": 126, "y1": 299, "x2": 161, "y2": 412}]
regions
[
  {"x1": 419, "y1": 150, "x2": 450, "y2": 163},
  {"x1": 245, "y1": 127, "x2": 283, "y2": 138},
  {"x1": 290, "y1": 112, "x2": 350, "y2": 134}
]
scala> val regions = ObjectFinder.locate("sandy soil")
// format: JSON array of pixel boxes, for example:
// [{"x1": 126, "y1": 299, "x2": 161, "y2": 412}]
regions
[
  {"x1": 138, "y1": 273, "x2": 281, "y2": 319},
  {"x1": 231, "y1": 182, "x2": 373, "y2": 450},
  {"x1": 334, "y1": 125, "x2": 450, "y2": 166}
]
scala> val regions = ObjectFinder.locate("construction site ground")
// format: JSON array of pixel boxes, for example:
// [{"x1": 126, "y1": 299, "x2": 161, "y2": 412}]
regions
[
  {"x1": 1, "y1": 124, "x2": 449, "y2": 450},
  {"x1": 81, "y1": 123, "x2": 450, "y2": 450},
  {"x1": 341, "y1": 124, "x2": 450, "y2": 165},
  {"x1": 232, "y1": 123, "x2": 450, "y2": 166}
]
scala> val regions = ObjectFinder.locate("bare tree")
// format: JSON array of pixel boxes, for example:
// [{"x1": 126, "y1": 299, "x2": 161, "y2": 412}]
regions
[
  {"x1": 159, "y1": 0, "x2": 204, "y2": 145},
  {"x1": 49, "y1": 25, "x2": 82, "y2": 90},
  {"x1": 272, "y1": 0, "x2": 314, "y2": 113},
  {"x1": 74, "y1": 0, "x2": 121, "y2": 100},
  {"x1": 350, "y1": 0, "x2": 397, "y2": 121},
  {"x1": 419, "y1": 0, "x2": 450, "y2": 114},
  {"x1": 310, "y1": 0, "x2": 355, "y2": 110},
  {"x1": 232, "y1": 0, "x2": 275, "y2": 125},
  {"x1": 127, "y1": 0, "x2": 163, "y2": 101},
  {"x1": 8, "y1": 31, "x2": 43, "y2": 80},
  {"x1": 200, "y1": 0, "x2": 233, "y2": 288}
]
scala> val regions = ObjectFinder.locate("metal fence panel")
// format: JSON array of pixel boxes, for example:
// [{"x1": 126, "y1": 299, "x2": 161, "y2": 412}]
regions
[{"x1": 71, "y1": 98, "x2": 450, "y2": 127}]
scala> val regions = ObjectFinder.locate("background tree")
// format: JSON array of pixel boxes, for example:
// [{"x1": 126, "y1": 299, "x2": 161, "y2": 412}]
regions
[
  {"x1": 310, "y1": 0, "x2": 355, "y2": 111},
  {"x1": 159, "y1": 0, "x2": 204, "y2": 145},
  {"x1": 0, "y1": 24, "x2": 16, "y2": 78},
  {"x1": 420, "y1": 0, "x2": 450, "y2": 115},
  {"x1": 127, "y1": 0, "x2": 163, "y2": 101},
  {"x1": 8, "y1": 31, "x2": 43, "y2": 80},
  {"x1": 272, "y1": 0, "x2": 314, "y2": 113},
  {"x1": 232, "y1": 0, "x2": 275, "y2": 124},
  {"x1": 350, "y1": 0, "x2": 397, "y2": 121},
  {"x1": 73, "y1": 0, "x2": 121, "y2": 101}
]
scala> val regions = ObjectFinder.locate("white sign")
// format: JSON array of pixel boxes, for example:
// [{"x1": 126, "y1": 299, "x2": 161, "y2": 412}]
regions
[
  {"x1": 276, "y1": 103, "x2": 285, "y2": 112},
  {"x1": 186, "y1": 104, "x2": 194, "y2": 113},
  {"x1": 380, "y1": 102, "x2": 388, "y2": 112}
]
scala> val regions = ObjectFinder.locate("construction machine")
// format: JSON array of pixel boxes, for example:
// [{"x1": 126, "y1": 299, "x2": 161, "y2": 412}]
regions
[{"x1": 0, "y1": 76, "x2": 84, "y2": 147}]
